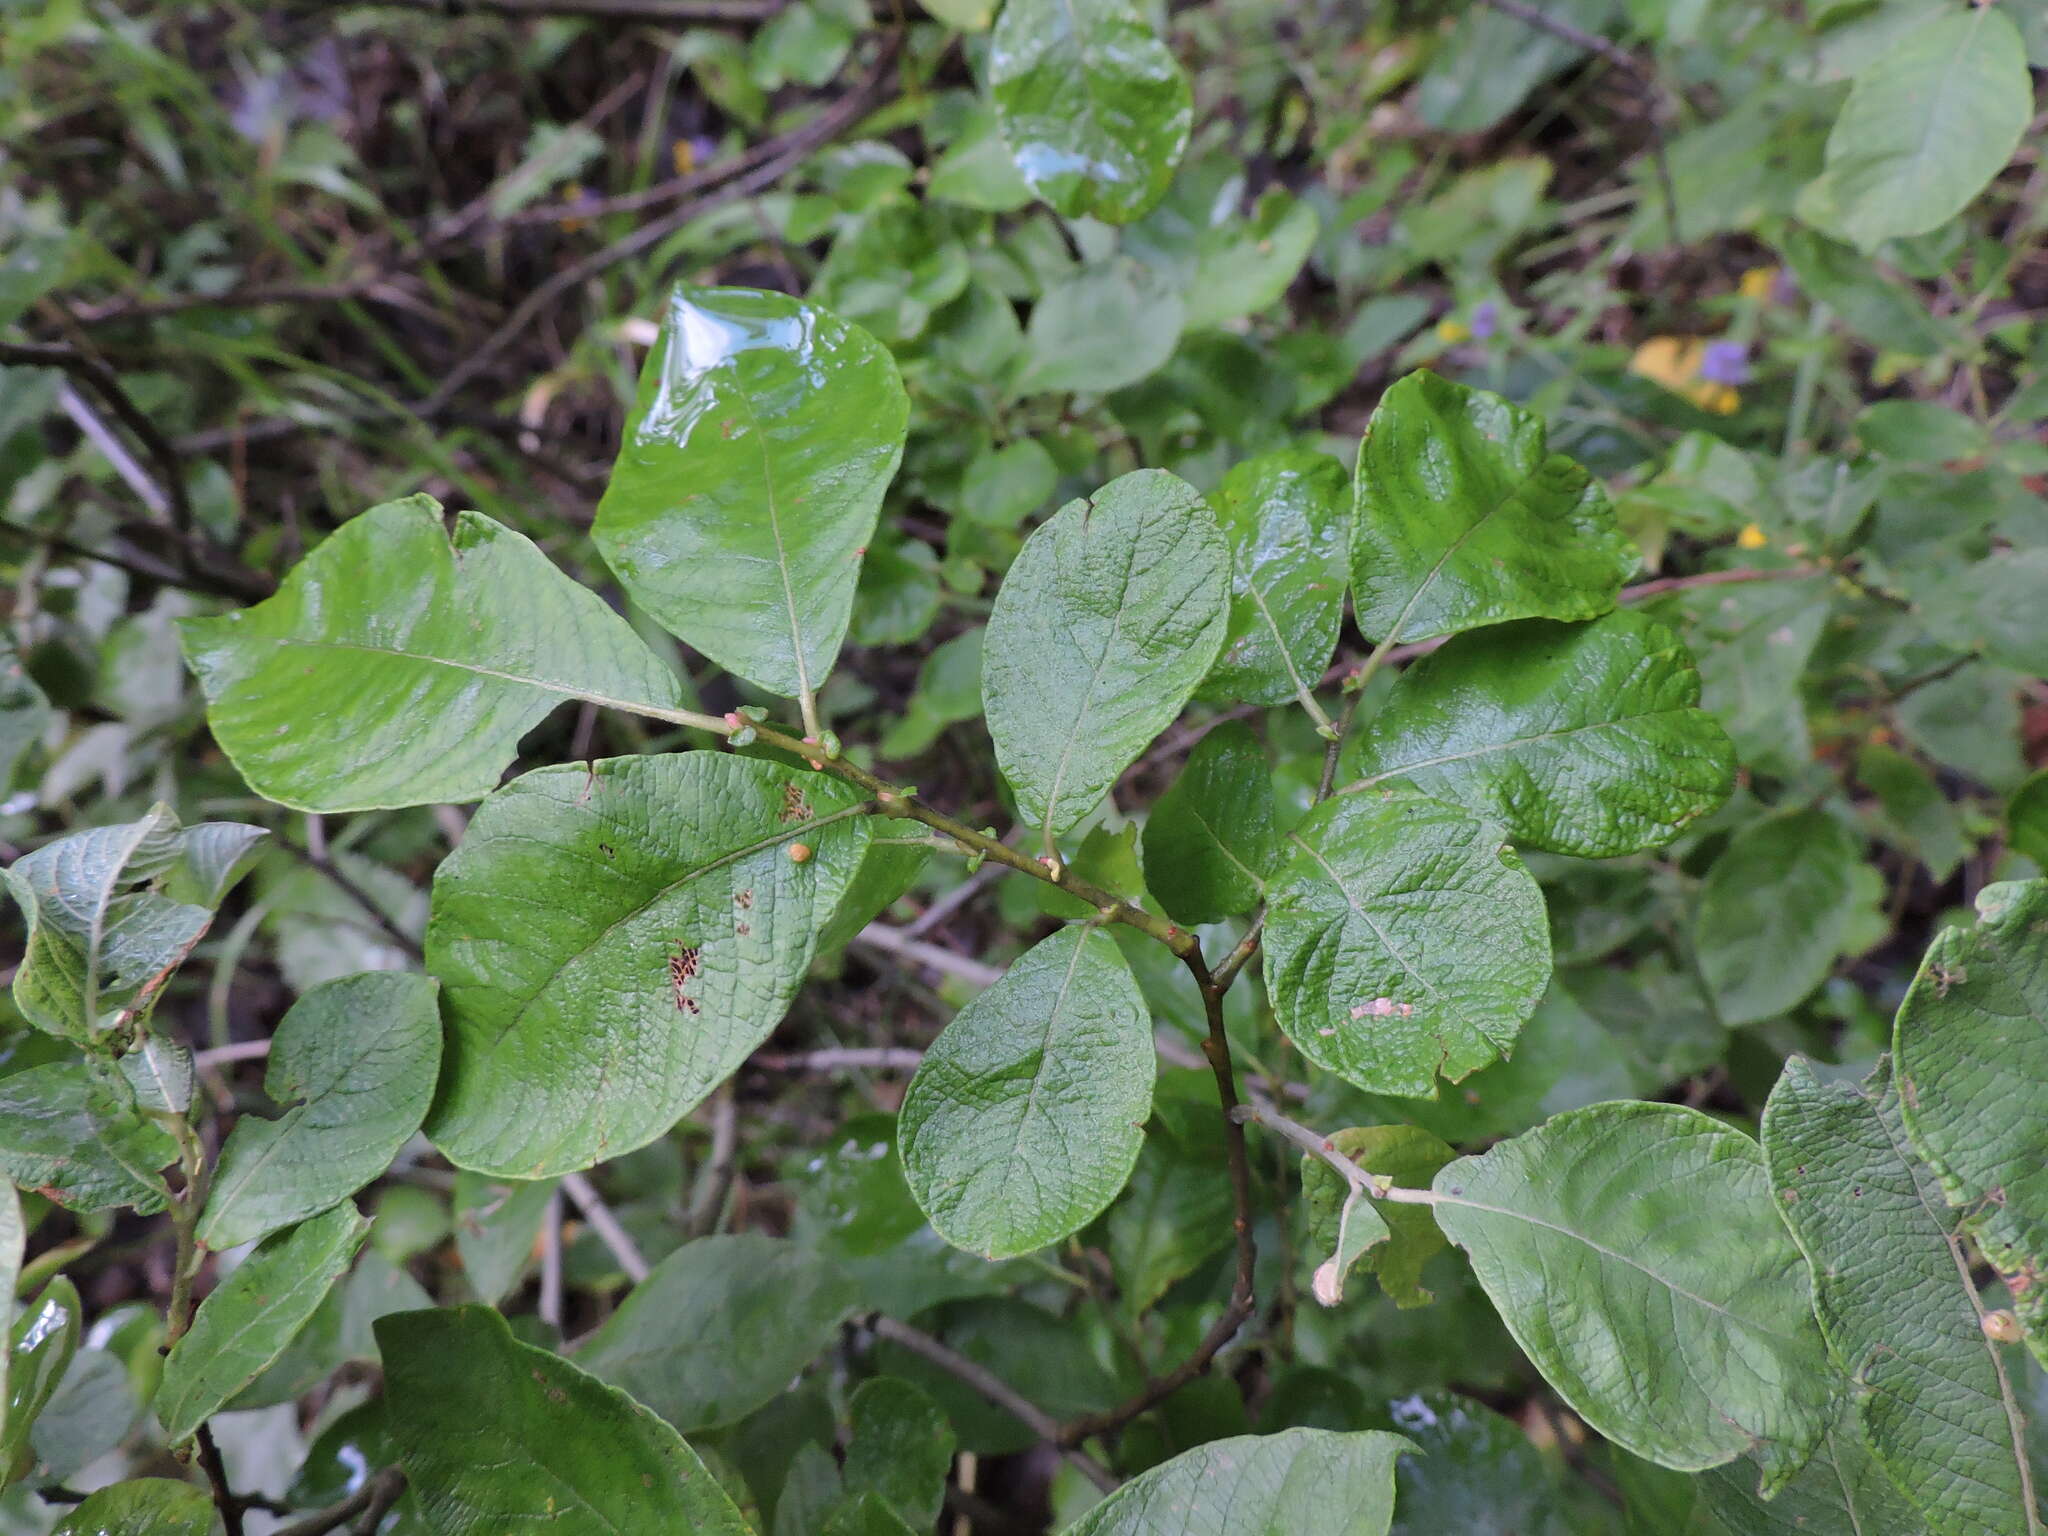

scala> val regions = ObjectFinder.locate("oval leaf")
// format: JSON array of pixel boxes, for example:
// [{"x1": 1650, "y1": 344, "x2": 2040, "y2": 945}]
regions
[
  {"x1": 1199, "y1": 448, "x2": 1351, "y2": 709},
  {"x1": 576, "y1": 1234, "x2": 859, "y2": 1433},
  {"x1": 1433, "y1": 1101, "x2": 1833, "y2": 1485},
  {"x1": 592, "y1": 285, "x2": 908, "y2": 701},
  {"x1": 1762, "y1": 1057, "x2": 2037, "y2": 1531},
  {"x1": 1696, "y1": 808, "x2": 1875, "y2": 1027},
  {"x1": 0, "y1": 1063, "x2": 176, "y2": 1215},
  {"x1": 989, "y1": 0, "x2": 1191, "y2": 224},
  {"x1": 50, "y1": 1479, "x2": 218, "y2": 1536},
  {"x1": 199, "y1": 971, "x2": 443, "y2": 1250},
  {"x1": 1799, "y1": 8, "x2": 2032, "y2": 251},
  {"x1": 156, "y1": 1202, "x2": 368, "y2": 1444},
  {"x1": 1140, "y1": 720, "x2": 1275, "y2": 926},
  {"x1": 376, "y1": 1305, "x2": 751, "y2": 1535},
  {"x1": 1351, "y1": 372, "x2": 1635, "y2": 645},
  {"x1": 1265, "y1": 791, "x2": 1551, "y2": 1097},
  {"x1": 424, "y1": 752, "x2": 869, "y2": 1177},
  {"x1": 180, "y1": 496, "x2": 684, "y2": 812},
  {"x1": 899, "y1": 926, "x2": 1153, "y2": 1259},
  {"x1": 983, "y1": 469, "x2": 1229, "y2": 840},
  {"x1": 1893, "y1": 879, "x2": 2048, "y2": 1365},
  {"x1": 1064, "y1": 1428, "x2": 1412, "y2": 1536},
  {"x1": 1347, "y1": 611, "x2": 1735, "y2": 857}
]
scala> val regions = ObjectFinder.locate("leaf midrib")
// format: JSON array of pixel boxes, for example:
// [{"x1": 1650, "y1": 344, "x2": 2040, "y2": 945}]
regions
[
  {"x1": 230, "y1": 635, "x2": 674, "y2": 720},
  {"x1": 1350, "y1": 703, "x2": 1704, "y2": 787}
]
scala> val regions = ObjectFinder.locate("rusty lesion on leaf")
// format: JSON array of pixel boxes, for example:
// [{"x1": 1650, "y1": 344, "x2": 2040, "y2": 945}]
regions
[
  {"x1": 780, "y1": 783, "x2": 813, "y2": 823},
  {"x1": 669, "y1": 944, "x2": 701, "y2": 1014}
]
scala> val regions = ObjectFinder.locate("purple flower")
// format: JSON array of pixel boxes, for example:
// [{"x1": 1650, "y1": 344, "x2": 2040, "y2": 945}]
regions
[
  {"x1": 1470, "y1": 301, "x2": 1500, "y2": 340},
  {"x1": 1700, "y1": 340, "x2": 1750, "y2": 387}
]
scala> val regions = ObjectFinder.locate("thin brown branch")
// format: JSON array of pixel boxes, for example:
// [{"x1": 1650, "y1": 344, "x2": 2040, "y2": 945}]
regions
[
  {"x1": 869, "y1": 1315, "x2": 1117, "y2": 1493},
  {"x1": 279, "y1": 841, "x2": 424, "y2": 961},
  {"x1": 268, "y1": 1469, "x2": 406, "y2": 1536},
  {"x1": 560, "y1": 1170, "x2": 652, "y2": 1283},
  {"x1": 0, "y1": 520, "x2": 269, "y2": 602},
  {"x1": 1057, "y1": 952, "x2": 1258, "y2": 1445},
  {"x1": 685, "y1": 1080, "x2": 739, "y2": 1238},
  {"x1": 192, "y1": 1424, "x2": 246, "y2": 1536}
]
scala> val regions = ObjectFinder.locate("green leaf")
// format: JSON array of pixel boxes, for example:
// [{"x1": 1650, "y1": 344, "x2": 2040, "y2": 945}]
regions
[
  {"x1": 155, "y1": 1203, "x2": 368, "y2": 1444},
  {"x1": 377, "y1": 1305, "x2": 752, "y2": 1535},
  {"x1": 1432, "y1": 1102, "x2": 1834, "y2": 1485},
  {"x1": 592, "y1": 286, "x2": 908, "y2": 702},
  {"x1": 451, "y1": 1172, "x2": 557, "y2": 1305},
  {"x1": 1855, "y1": 742, "x2": 1967, "y2": 882},
  {"x1": 49, "y1": 1479, "x2": 218, "y2": 1536},
  {"x1": 5, "y1": 804, "x2": 264, "y2": 1045},
  {"x1": 1798, "y1": 8, "x2": 2032, "y2": 250},
  {"x1": 1346, "y1": 611, "x2": 1735, "y2": 857},
  {"x1": 0, "y1": 1184, "x2": 16, "y2": 1459},
  {"x1": 1696, "y1": 808, "x2": 1875, "y2": 1026},
  {"x1": 983, "y1": 470, "x2": 1229, "y2": 840},
  {"x1": 0, "y1": 645, "x2": 50, "y2": 789},
  {"x1": 1301, "y1": 1126, "x2": 1454, "y2": 1309},
  {"x1": 1184, "y1": 188, "x2": 1322, "y2": 330},
  {"x1": 842, "y1": 1378, "x2": 955, "y2": 1528},
  {"x1": 1762, "y1": 1057, "x2": 2037, "y2": 1532},
  {"x1": 1014, "y1": 258, "x2": 1185, "y2": 397},
  {"x1": 2009, "y1": 770, "x2": 2048, "y2": 868},
  {"x1": 1893, "y1": 880, "x2": 2048, "y2": 1366},
  {"x1": 1697, "y1": 1404, "x2": 1930, "y2": 1536},
  {"x1": 0, "y1": 1063, "x2": 176, "y2": 1214},
  {"x1": 1103, "y1": 1118, "x2": 1233, "y2": 1321},
  {"x1": 899, "y1": 926, "x2": 1153, "y2": 1259},
  {"x1": 1198, "y1": 448, "x2": 1351, "y2": 709},
  {"x1": 199, "y1": 972, "x2": 443, "y2": 1250},
  {"x1": 988, "y1": 0, "x2": 1191, "y2": 224},
  {"x1": 1350, "y1": 372, "x2": 1635, "y2": 645},
  {"x1": 576, "y1": 1233, "x2": 859, "y2": 1433},
  {"x1": 1140, "y1": 720, "x2": 1275, "y2": 926},
  {"x1": 1264, "y1": 791, "x2": 1551, "y2": 1097},
  {"x1": 1914, "y1": 548, "x2": 2048, "y2": 678},
  {"x1": 819, "y1": 1493, "x2": 918, "y2": 1536},
  {"x1": 181, "y1": 496, "x2": 686, "y2": 812},
  {"x1": 424, "y1": 752, "x2": 869, "y2": 1177},
  {"x1": 817, "y1": 816, "x2": 930, "y2": 957},
  {"x1": 1063, "y1": 1428, "x2": 1412, "y2": 1536},
  {"x1": 4, "y1": 1277, "x2": 79, "y2": 1484}
]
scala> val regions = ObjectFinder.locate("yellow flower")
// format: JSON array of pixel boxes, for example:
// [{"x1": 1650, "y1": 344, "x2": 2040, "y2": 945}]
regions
[
  {"x1": 672, "y1": 139, "x2": 697, "y2": 176},
  {"x1": 1737, "y1": 523, "x2": 1768, "y2": 550},
  {"x1": 1739, "y1": 266, "x2": 1778, "y2": 301},
  {"x1": 1629, "y1": 337, "x2": 1741, "y2": 415},
  {"x1": 559, "y1": 182, "x2": 588, "y2": 233},
  {"x1": 1436, "y1": 318, "x2": 1470, "y2": 344}
]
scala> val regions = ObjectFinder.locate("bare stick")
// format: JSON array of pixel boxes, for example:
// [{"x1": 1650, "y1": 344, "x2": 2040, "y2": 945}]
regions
[
  {"x1": 685, "y1": 1081, "x2": 739, "y2": 1238},
  {"x1": 560, "y1": 1171, "x2": 651, "y2": 1283},
  {"x1": 752, "y1": 1046, "x2": 925, "y2": 1072},
  {"x1": 853, "y1": 924, "x2": 1003, "y2": 987},
  {"x1": 869, "y1": 1315, "x2": 1116, "y2": 1493}
]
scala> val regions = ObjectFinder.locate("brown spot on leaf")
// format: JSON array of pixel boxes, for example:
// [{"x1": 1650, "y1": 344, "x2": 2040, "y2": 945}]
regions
[
  {"x1": 670, "y1": 945, "x2": 701, "y2": 1014},
  {"x1": 780, "y1": 783, "x2": 813, "y2": 823}
]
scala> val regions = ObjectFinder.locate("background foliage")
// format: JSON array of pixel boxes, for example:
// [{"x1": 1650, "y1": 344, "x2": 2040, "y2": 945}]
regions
[{"x1": 2, "y1": 0, "x2": 2046, "y2": 1531}]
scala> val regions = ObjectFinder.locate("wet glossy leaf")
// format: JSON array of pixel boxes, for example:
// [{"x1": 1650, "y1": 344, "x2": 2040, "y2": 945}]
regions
[
  {"x1": 1198, "y1": 448, "x2": 1350, "y2": 709},
  {"x1": 378, "y1": 1305, "x2": 752, "y2": 1535},
  {"x1": 593, "y1": 286, "x2": 908, "y2": 701},
  {"x1": 181, "y1": 496, "x2": 683, "y2": 812},
  {"x1": 983, "y1": 469, "x2": 1229, "y2": 839},
  {"x1": 1347, "y1": 612, "x2": 1735, "y2": 857},
  {"x1": 1064, "y1": 1428, "x2": 1412, "y2": 1536},
  {"x1": 1799, "y1": 8, "x2": 2031, "y2": 250},
  {"x1": 156, "y1": 1203, "x2": 368, "y2": 1444},
  {"x1": 1140, "y1": 720, "x2": 1275, "y2": 926},
  {"x1": 49, "y1": 1479, "x2": 218, "y2": 1536},
  {"x1": 1762, "y1": 1057, "x2": 2037, "y2": 1531},
  {"x1": 1433, "y1": 1102, "x2": 1833, "y2": 1484},
  {"x1": 424, "y1": 752, "x2": 869, "y2": 1177},
  {"x1": 5, "y1": 804, "x2": 264, "y2": 1045},
  {"x1": 4, "y1": 1277, "x2": 79, "y2": 1482},
  {"x1": 900, "y1": 926, "x2": 1153, "y2": 1259},
  {"x1": 1893, "y1": 880, "x2": 2048, "y2": 1366},
  {"x1": 1265, "y1": 791, "x2": 1551, "y2": 1097},
  {"x1": 1696, "y1": 808, "x2": 1875, "y2": 1026},
  {"x1": 1351, "y1": 372, "x2": 1634, "y2": 645},
  {"x1": 989, "y1": 0, "x2": 1191, "y2": 224},
  {"x1": 578, "y1": 1234, "x2": 859, "y2": 1433},
  {"x1": 200, "y1": 971, "x2": 443, "y2": 1250},
  {"x1": 0, "y1": 1062, "x2": 176, "y2": 1214}
]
